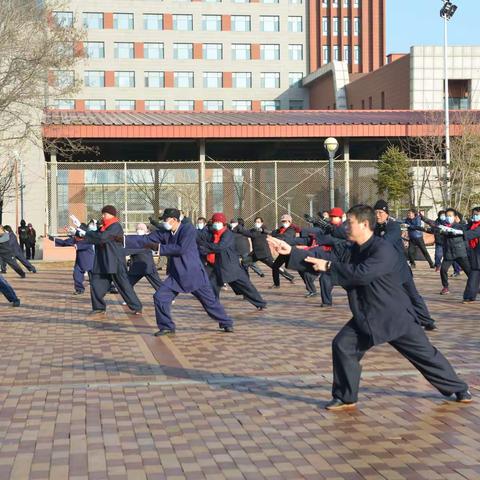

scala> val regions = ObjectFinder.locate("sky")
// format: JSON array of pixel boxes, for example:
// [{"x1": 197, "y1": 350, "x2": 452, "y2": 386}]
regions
[{"x1": 387, "y1": 0, "x2": 479, "y2": 54}]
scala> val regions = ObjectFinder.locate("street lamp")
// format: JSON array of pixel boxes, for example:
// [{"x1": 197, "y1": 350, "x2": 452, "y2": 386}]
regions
[
  {"x1": 324, "y1": 137, "x2": 339, "y2": 209},
  {"x1": 440, "y1": 0, "x2": 457, "y2": 204}
]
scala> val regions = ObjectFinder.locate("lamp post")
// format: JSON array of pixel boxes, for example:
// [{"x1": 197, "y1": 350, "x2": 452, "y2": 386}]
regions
[
  {"x1": 324, "y1": 137, "x2": 339, "y2": 209},
  {"x1": 13, "y1": 150, "x2": 24, "y2": 221},
  {"x1": 440, "y1": 0, "x2": 457, "y2": 204}
]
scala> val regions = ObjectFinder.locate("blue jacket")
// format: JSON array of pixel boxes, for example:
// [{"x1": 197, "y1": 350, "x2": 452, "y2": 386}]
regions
[
  {"x1": 55, "y1": 237, "x2": 95, "y2": 272},
  {"x1": 132, "y1": 222, "x2": 209, "y2": 293},
  {"x1": 124, "y1": 235, "x2": 157, "y2": 276},
  {"x1": 405, "y1": 216, "x2": 423, "y2": 240}
]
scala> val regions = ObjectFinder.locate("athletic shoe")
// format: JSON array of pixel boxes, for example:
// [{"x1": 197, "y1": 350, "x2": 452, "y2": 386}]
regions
[
  {"x1": 440, "y1": 288, "x2": 450, "y2": 295},
  {"x1": 456, "y1": 390, "x2": 473, "y2": 403},
  {"x1": 73, "y1": 290, "x2": 84, "y2": 295},
  {"x1": 305, "y1": 292, "x2": 318, "y2": 298},
  {"x1": 462, "y1": 299, "x2": 475, "y2": 304},
  {"x1": 11, "y1": 300, "x2": 20, "y2": 307},
  {"x1": 154, "y1": 329, "x2": 175, "y2": 337},
  {"x1": 89, "y1": 310, "x2": 106, "y2": 316},
  {"x1": 325, "y1": 398, "x2": 357, "y2": 411}
]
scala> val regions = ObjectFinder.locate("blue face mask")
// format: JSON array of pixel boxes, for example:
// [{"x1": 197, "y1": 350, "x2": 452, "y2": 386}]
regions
[
  {"x1": 162, "y1": 221, "x2": 172, "y2": 231},
  {"x1": 88, "y1": 225, "x2": 97, "y2": 231},
  {"x1": 446, "y1": 216, "x2": 455, "y2": 224},
  {"x1": 473, "y1": 214, "x2": 480, "y2": 222},
  {"x1": 439, "y1": 214, "x2": 446, "y2": 221}
]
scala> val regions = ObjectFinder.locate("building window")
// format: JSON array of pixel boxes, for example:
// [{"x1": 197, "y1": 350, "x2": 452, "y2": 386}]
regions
[
  {"x1": 203, "y1": 72, "x2": 223, "y2": 88},
  {"x1": 261, "y1": 100, "x2": 280, "y2": 111},
  {"x1": 203, "y1": 100, "x2": 223, "y2": 111},
  {"x1": 232, "y1": 100, "x2": 252, "y2": 111},
  {"x1": 289, "y1": 100, "x2": 304, "y2": 110},
  {"x1": 145, "y1": 100, "x2": 165, "y2": 111},
  {"x1": 288, "y1": 16, "x2": 303, "y2": 32},
  {"x1": 322, "y1": 17, "x2": 328, "y2": 35},
  {"x1": 231, "y1": 16, "x2": 251, "y2": 32},
  {"x1": 289, "y1": 0, "x2": 303, "y2": 3},
  {"x1": 174, "y1": 72, "x2": 194, "y2": 88},
  {"x1": 343, "y1": 0, "x2": 350, "y2": 6},
  {"x1": 114, "y1": 42, "x2": 134, "y2": 59},
  {"x1": 173, "y1": 43, "x2": 193, "y2": 60},
  {"x1": 381, "y1": 91, "x2": 385, "y2": 109},
  {"x1": 84, "y1": 42, "x2": 104, "y2": 59},
  {"x1": 322, "y1": 46, "x2": 330, "y2": 64},
  {"x1": 343, "y1": 45, "x2": 350, "y2": 62},
  {"x1": 205, "y1": 0, "x2": 221, "y2": 2},
  {"x1": 113, "y1": 13, "x2": 134, "y2": 30},
  {"x1": 288, "y1": 72, "x2": 303, "y2": 87},
  {"x1": 56, "y1": 99, "x2": 75, "y2": 110},
  {"x1": 262, "y1": 0, "x2": 279, "y2": 3},
  {"x1": 143, "y1": 14, "x2": 163, "y2": 30},
  {"x1": 173, "y1": 14, "x2": 193, "y2": 31},
  {"x1": 84, "y1": 71, "x2": 104, "y2": 87},
  {"x1": 145, "y1": 71, "x2": 165, "y2": 88},
  {"x1": 232, "y1": 0, "x2": 249, "y2": 3},
  {"x1": 232, "y1": 44, "x2": 251, "y2": 60},
  {"x1": 354, "y1": 0, "x2": 360, "y2": 6},
  {"x1": 354, "y1": 17, "x2": 360, "y2": 34},
  {"x1": 57, "y1": 42, "x2": 74, "y2": 57},
  {"x1": 174, "y1": 100, "x2": 194, "y2": 110},
  {"x1": 261, "y1": 44, "x2": 280, "y2": 61},
  {"x1": 85, "y1": 100, "x2": 106, "y2": 110},
  {"x1": 203, "y1": 44, "x2": 223, "y2": 60},
  {"x1": 333, "y1": 45, "x2": 339, "y2": 61},
  {"x1": 333, "y1": 17, "x2": 339, "y2": 35},
  {"x1": 115, "y1": 100, "x2": 136, "y2": 110},
  {"x1": 83, "y1": 12, "x2": 103, "y2": 29},
  {"x1": 332, "y1": 0, "x2": 339, "y2": 6},
  {"x1": 55, "y1": 70, "x2": 74, "y2": 88},
  {"x1": 202, "y1": 15, "x2": 222, "y2": 31},
  {"x1": 261, "y1": 72, "x2": 280, "y2": 88},
  {"x1": 288, "y1": 44, "x2": 303, "y2": 61},
  {"x1": 260, "y1": 16, "x2": 280, "y2": 32},
  {"x1": 361, "y1": 99, "x2": 365, "y2": 109},
  {"x1": 53, "y1": 12, "x2": 73, "y2": 27},
  {"x1": 343, "y1": 17, "x2": 350, "y2": 35},
  {"x1": 232, "y1": 72, "x2": 252, "y2": 88},
  {"x1": 144, "y1": 43, "x2": 164, "y2": 59},
  {"x1": 354, "y1": 45, "x2": 360, "y2": 64},
  {"x1": 368, "y1": 96, "x2": 373, "y2": 109},
  {"x1": 114, "y1": 71, "x2": 135, "y2": 87},
  {"x1": 322, "y1": 0, "x2": 329, "y2": 6}
]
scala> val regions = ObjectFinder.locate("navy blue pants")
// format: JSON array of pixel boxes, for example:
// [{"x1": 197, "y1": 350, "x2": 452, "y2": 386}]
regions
[
  {"x1": 463, "y1": 269, "x2": 480, "y2": 301},
  {"x1": 320, "y1": 273, "x2": 333, "y2": 306},
  {"x1": 434, "y1": 244, "x2": 443, "y2": 268},
  {"x1": 300, "y1": 271, "x2": 317, "y2": 293},
  {"x1": 402, "y1": 274, "x2": 435, "y2": 327},
  {"x1": 153, "y1": 282, "x2": 233, "y2": 331},
  {"x1": 73, "y1": 264, "x2": 90, "y2": 292},
  {"x1": 128, "y1": 271, "x2": 163, "y2": 291},
  {"x1": 0, "y1": 274, "x2": 18, "y2": 303}
]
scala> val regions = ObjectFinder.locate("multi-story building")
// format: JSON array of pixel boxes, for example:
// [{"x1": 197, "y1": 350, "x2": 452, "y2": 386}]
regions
[{"x1": 50, "y1": 0, "x2": 385, "y2": 112}]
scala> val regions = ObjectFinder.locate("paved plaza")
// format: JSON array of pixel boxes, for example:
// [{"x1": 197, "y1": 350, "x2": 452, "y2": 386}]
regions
[{"x1": 0, "y1": 264, "x2": 478, "y2": 480}]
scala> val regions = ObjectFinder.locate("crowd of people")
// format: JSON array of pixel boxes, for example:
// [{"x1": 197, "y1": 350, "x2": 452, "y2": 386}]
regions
[{"x1": 0, "y1": 202, "x2": 475, "y2": 410}]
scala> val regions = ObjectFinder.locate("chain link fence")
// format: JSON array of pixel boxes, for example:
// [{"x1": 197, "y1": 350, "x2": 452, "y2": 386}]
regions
[{"x1": 46, "y1": 160, "x2": 379, "y2": 233}]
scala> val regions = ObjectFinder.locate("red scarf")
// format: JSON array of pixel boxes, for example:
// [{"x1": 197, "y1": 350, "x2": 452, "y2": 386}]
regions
[
  {"x1": 100, "y1": 217, "x2": 119, "y2": 231},
  {"x1": 206, "y1": 226, "x2": 227, "y2": 265},
  {"x1": 469, "y1": 221, "x2": 480, "y2": 249}
]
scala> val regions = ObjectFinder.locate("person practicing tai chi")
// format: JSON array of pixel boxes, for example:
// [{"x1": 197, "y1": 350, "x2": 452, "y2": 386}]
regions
[
  {"x1": 129, "y1": 208, "x2": 234, "y2": 336},
  {"x1": 268, "y1": 204, "x2": 472, "y2": 411}
]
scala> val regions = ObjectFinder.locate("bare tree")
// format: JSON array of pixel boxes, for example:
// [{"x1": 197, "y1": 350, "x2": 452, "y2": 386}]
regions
[{"x1": 0, "y1": 158, "x2": 17, "y2": 223}]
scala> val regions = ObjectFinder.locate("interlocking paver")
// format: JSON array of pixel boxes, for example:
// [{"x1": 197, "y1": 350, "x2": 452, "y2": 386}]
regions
[{"x1": 0, "y1": 265, "x2": 478, "y2": 479}]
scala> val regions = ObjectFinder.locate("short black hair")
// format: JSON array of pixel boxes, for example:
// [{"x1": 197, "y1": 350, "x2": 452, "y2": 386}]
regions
[
  {"x1": 254, "y1": 216, "x2": 263, "y2": 223},
  {"x1": 472, "y1": 207, "x2": 480, "y2": 213},
  {"x1": 438, "y1": 210, "x2": 446, "y2": 217},
  {"x1": 237, "y1": 217, "x2": 245, "y2": 226},
  {"x1": 408, "y1": 208, "x2": 417, "y2": 214},
  {"x1": 3, "y1": 225, "x2": 12, "y2": 233},
  {"x1": 445, "y1": 208, "x2": 457, "y2": 215},
  {"x1": 347, "y1": 204, "x2": 376, "y2": 231},
  {"x1": 197, "y1": 217, "x2": 207, "y2": 223}
]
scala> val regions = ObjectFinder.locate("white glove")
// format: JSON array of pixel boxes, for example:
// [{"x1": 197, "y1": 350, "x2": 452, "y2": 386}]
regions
[
  {"x1": 76, "y1": 228, "x2": 86, "y2": 237},
  {"x1": 449, "y1": 228, "x2": 464, "y2": 235},
  {"x1": 69, "y1": 214, "x2": 81, "y2": 227},
  {"x1": 67, "y1": 226, "x2": 76, "y2": 235}
]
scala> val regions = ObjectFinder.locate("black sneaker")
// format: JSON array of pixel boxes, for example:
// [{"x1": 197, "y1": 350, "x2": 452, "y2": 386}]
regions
[
  {"x1": 154, "y1": 329, "x2": 175, "y2": 337},
  {"x1": 219, "y1": 325, "x2": 234, "y2": 333},
  {"x1": 424, "y1": 323, "x2": 437, "y2": 331},
  {"x1": 31, "y1": 268, "x2": 37, "y2": 273},
  {"x1": 89, "y1": 310, "x2": 106, "y2": 316},
  {"x1": 456, "y1": 390, "x2": 473, "y2": 403},
  {"x1": 11, "y1": 300, "x2": 20, "y2": 307},
  {"x1": 73, "y1": 290, "x2": 84, "y2": 295},
  {"x1": 325, "y1": 398, "x2": 357, "y2": 411}
]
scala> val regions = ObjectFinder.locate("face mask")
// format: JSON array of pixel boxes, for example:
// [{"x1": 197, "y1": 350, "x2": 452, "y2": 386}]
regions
[
  {"x1": 162, "y1": 221, "x2": 172, "y2": 231},
  {"x1": 230, "y1": 223, "x2": 238, "y2": 229},
  {"x1": 212, "y1": 222, "x2": 224, "y2": 231},
  {"x1": 196, "y1": 223, "x2": 205, "y2": 230},
  {"x1": 473, "y1": 215, "x2": 480, "y2": 222},
  {"x1": 446, "y1": 216, "x2": 455, "y2": 224},
  {"x1": 439, "y1": 214, "x2": 446, "y2": 221},
  {"x1": 88, "y1": 225, "x2": 97, "y2": 231},
  {"x1": 136, "y1": 229, "x2": 146, "y2": 235},
  {"x1": 255, "y1": 223, "x2": 262, "y2": 229},
  {"x1": 179, "y1": 214, "x2": 184, "y2": 221},
  {"x1": 281, "y1": 222, "x2": 290, "y2": 229}
]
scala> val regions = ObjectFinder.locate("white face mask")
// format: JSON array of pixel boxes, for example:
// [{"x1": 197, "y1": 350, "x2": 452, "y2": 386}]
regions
[
  {"x1": 255, "y1": 223, "x2": 263, "y2": 229},
  {"x1": 88, "y1": 224, "x2": 97, "y2": 231},
  {"x1": 136, "y1": 229, "x2": 146, "y2": 235},
  {"x1": 230, "y1": 223, "x2": 238, "y2": 229},
  {"x1": 212, "y1": 222, "x2": 224, "y2": 231},
  {"x1": 281, "y1": 222, "x2": 290, "y2": 229},
  {"x1": 446, "y1": 216, "x2": 455, "y2": 224},
  {"x1": 162, "y1": 221, "x2": 173, "y2": 231},
  {"x1": 179, "y1": 214, "x2": 184, "y2": 221},
  {"x1": 196, "y1": 223, "x2": 205, "y2": 230}
]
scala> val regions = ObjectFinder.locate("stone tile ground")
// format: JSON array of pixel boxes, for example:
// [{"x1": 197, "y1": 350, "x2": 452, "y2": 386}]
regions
[{"x1": 0, "y1": 264, "x2": 478, "y2": 479}]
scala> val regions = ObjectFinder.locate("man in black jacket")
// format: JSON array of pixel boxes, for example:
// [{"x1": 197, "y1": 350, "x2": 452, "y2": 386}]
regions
[
  {"x1": 270, "y1": 204, "x2": 471, "y2": 410},
  {"x1": 229, "y1": 218, "x2": 264, "y2": 277},
  {"x1": 270, "y1": 214, "x2": 296, "y2": 288},
  {"x1": 81, "y1": 205, "x2": 143, "y2": 315},
  {"x1": 0, "y1": 227, "x2": 26, "y2": 278},
  {"x1": 1, "y1": 226, "x2": 36, "y2": 273}
]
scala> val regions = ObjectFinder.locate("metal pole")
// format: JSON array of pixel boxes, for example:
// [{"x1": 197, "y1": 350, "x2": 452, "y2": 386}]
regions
[
  {"x1": 14, "y1": 160, "x2": 19, "y2": 229},
  {"x1": 124, "y1": 162, "x2": 128, "y2": 232},
  {"x1": 444, "y1": 13, "x2": 451, "y2": 204},
  {"x1": 343, "y1": 140, "x2": 350, "y2": 211},
  {"x1": 329, "y1": 152, "x2": 335, "y2": 209},
  {"x1": 199, "y1": 140, "x2": 206, "y2": 217},
  {"x1": 50, "y1": 153, "x2": 58, "y2": 235},
  {"x1": 274, "y1": 161, "x2": 278, "y2": 226},
  {"x1": 20, "y1": 155, "x2": 24, "y2": 221}
]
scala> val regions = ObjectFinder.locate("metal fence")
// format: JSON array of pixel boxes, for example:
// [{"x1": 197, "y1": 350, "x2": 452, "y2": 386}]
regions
[{"x1": 46, "y1": 159, "x2": 379, "y2": 233}]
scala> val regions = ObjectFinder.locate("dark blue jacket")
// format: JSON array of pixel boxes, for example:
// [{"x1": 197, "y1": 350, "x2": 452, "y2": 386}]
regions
[
  {"x1": 198, "y1": 229, "x2": 247, "y2": 284},
  {"x1": 133, "y1": 222, "x2": 209, "y2": 293},
  {"x1": 124, "y1": 235, "x2": 157, "y2": 276},
  {"x1": 85, "y1": 222, "x2": 127, "y2": 274},
  {"x1": 236, "y1": 225, "x2": 272, "y2": 259},
  {"x1": 54, "y1": 237, "x2": 94, "y2": 272},
  {"x1": 405, "y1": 216, "x2": 423, "y2": 240},
  {"x1": 289, "y1": 235, "x2": 418, "y2": 345},
  {"x1": 464, "y1": 226, "x2": 480, "y2": 270},
  {"x1": 7, "y1": 232, "x2": 23, "y2": 257}
]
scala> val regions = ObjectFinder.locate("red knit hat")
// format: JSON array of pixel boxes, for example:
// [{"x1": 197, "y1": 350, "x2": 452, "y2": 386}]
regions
[
  {"x1": 101, "y1": 205, "x2": 117, "y2": 216},
  {"x1": 329, "y1": 207, "x2": 344, "y2": 218},
  {"x1": 211, "y1": 212, "x2": 227, "y2": 224}
]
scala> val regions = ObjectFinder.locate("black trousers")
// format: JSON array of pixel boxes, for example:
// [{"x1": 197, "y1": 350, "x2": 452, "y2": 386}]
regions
[
  {"x1": 272, "y1": 254, "x2": 294, "y2": 286},
  {"x1": 463, "y1": 269, "x2": 480, "y2": 301},
  {"x1": 0, "y1": 255, "x2": 25, "y2": 277},
  {"x1": 320, "y1": 273, "x2": 333, "y2": 306},
  {"x1": 128, "y1": 270, "x2": 163, "y2": 291},
  {"x1": 90, "y1": 266, "x2": 142, "y2": 312},
  {"x1": 408, "y1": 237, "x2": 434, "y2": 267},
  {"x1": 402, "y1": 274, "x2": 435, "y2": 327},
  {"x1": 300, "y1": 271, "x2": 317, "y2": 293},
  {"x1": 251, "y1": 253, "x2": 293, "y2": 283},
  {"x1": 332, "y1": 319, "x2": 468, "y2": 404},
  {"x1": 440, "y1": 256, "x2": 471, "y2": 288},
  {"x1": 1, "y1": 253, "x2": 34, "y2": 273},
  {"x1": 25, "y1": 243, "x2": 35, "y2": 260},
  {"x1": 206, "y1": 264, "x2": 266, "y2": 308}
]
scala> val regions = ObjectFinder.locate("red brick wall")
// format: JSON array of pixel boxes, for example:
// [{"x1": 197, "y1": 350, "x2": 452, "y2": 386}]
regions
[{"x1": 308, "y1": 73, "x2": 337, "y2": 110}]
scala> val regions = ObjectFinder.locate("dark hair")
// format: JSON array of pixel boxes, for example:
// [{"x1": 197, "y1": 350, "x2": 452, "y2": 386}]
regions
[
  {"x1": 471, "y1": 207, "x2": 480, "y2": 213},
  {"x1": 445, "y1": 208, "x2": 456, "y2": 215},
  {"x1": 408, "y1": 208, "x2": 417, "y2": 214},
  {"x1": 237, "y1": 217, "x2": 245, "y2": 226},
  {"x1": 197, "y1": 217, "x2": 207, "y2": 223},
  {"x1": 457, "y1": 212, "x2": 463, "y2": 222},
  {"x1": 437, "y1": 210, "x2": 445, "y2": 217},
  {"x1": 254, "y1": 217, "x2": 263, "y2": 223},
  {"x1": 3, "y1": 225, "x2": 12, "y2": 233},
  {"x1": 347, "y1": 204, "x2": 376, "y2": 231}
]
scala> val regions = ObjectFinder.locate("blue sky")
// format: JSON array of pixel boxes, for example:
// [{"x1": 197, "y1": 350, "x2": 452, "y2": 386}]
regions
[{"x1": 387, "y1": 0, "x2": 478, "y2": 54}]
